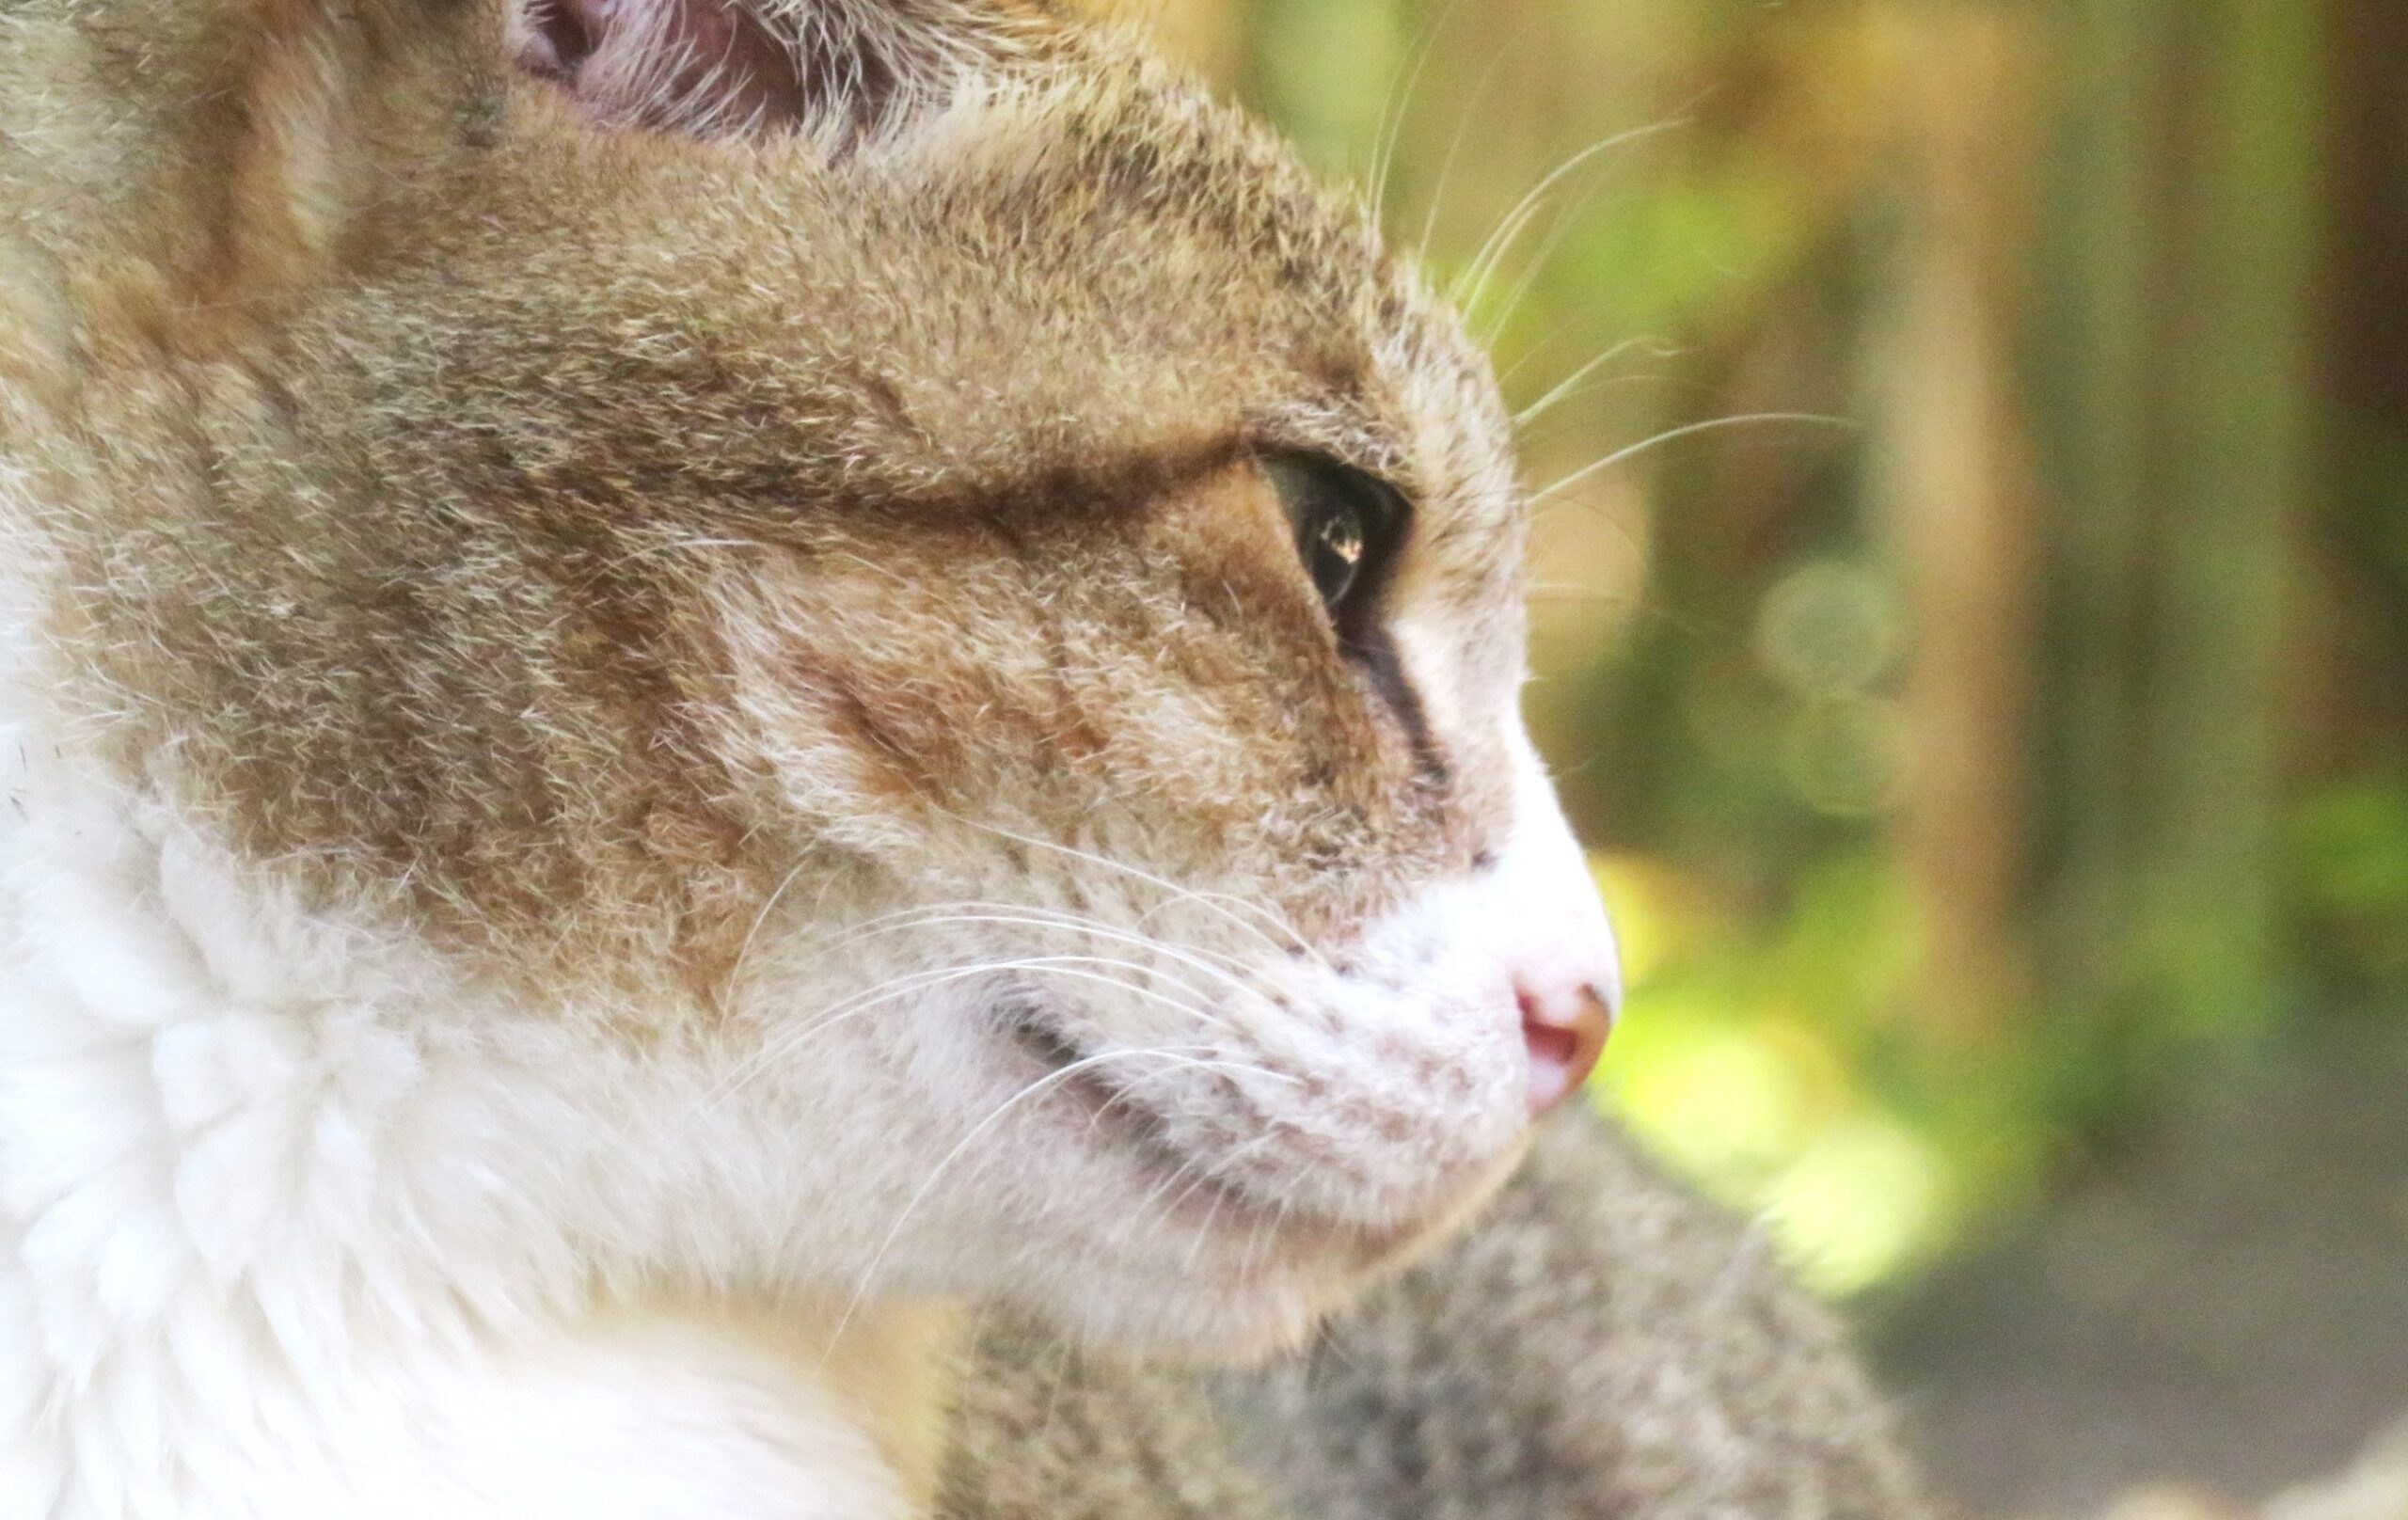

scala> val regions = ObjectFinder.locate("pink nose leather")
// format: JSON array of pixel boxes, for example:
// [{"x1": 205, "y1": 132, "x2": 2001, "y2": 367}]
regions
[{"x1": 1519, "y1": 980, "x2": 1614, "y2": 1116}]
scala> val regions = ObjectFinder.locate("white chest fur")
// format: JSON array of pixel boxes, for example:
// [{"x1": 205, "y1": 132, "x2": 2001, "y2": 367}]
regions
[{"x1": 0, "y1": 746, "x2": 953, "y2": 1520}]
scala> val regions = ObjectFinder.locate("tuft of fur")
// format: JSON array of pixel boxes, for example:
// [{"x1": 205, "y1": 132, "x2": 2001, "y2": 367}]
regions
[
  {"x1": 943, "y1": 1106, "x2": 1931, "y2": 1520},
  {"x1": 1216, "y1": 1105, "x2": 1929, "y2": 1520}
]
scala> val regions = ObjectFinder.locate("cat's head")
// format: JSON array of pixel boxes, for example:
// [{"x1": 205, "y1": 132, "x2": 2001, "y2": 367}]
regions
[{"x1": 71, "y1": 0, "x2": 1618, "y2": 1355}]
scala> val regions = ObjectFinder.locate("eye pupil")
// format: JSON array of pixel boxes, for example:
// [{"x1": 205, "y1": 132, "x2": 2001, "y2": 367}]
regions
[
  {"x1": 1264, "y1": 453, "x2": 1406, "y2": 630},
  {"x1": 1310, "y1": 504, "x2": 1367, "y2": 605}
]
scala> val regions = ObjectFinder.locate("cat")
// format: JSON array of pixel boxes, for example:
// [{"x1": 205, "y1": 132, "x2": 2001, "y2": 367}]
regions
[
  {"x1": 0, "y1": 0, "x2": 1919, "y2": 1516},
  {"x1": 0, "y1": 0, "x2": 1616, "y2": 1511}
]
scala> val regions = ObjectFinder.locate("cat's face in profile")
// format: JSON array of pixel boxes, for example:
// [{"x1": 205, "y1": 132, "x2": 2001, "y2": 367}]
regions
[{"x1": 37, "y1": 0, "x2": 1616, "y2": 1356}]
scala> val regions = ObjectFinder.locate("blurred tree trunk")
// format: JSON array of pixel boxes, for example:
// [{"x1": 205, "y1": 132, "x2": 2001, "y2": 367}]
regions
[
  {"x1": 2315, "y1": 0, "x2": 2408, "y2": 758},
  {"x1": 1873, "y1": 6, "x2": 2044, "y2": 1046},
  {"x1": 2035, "y1": 0, "x2": 2324, "y2": 1068}
]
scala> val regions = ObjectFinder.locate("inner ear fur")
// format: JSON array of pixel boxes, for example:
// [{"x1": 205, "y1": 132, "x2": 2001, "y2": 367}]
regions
[{"x1": 507, "y1": 0, "x2": 1036, "y2": 142}]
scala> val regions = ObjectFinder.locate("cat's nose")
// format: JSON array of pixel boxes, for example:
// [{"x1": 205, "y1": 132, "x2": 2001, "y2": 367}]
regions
[{"x1": 1518, "y1": 977, "x2": 1614, "y2": 1116}]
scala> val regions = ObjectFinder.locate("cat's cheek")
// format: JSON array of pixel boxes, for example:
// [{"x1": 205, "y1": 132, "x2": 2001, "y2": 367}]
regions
[{"x1": 1257, "y1": 728, "x2": 1618, "y2": 1197}]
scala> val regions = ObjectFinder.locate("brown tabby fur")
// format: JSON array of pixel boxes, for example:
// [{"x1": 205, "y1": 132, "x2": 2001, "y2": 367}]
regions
[{"x1": 2, "y1": 0, "x2": 1516, "y2": 1011}]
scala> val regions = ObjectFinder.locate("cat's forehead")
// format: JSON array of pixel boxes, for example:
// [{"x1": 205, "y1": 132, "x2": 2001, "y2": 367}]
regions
[
  {"x1": 454, "y1": 29, "x2": 1523, "y2": 568},
  {"x1": 834, "y1": 54, "x2": 1524, "y2": 543},
  {"x1": 927, "y1": 57, "x2": 1518, "y2": 498}
]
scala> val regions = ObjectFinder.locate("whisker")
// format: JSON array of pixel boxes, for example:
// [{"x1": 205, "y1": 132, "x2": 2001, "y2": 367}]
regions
[
  {"x1": 1080, "y1": 1046, "x2": 1213, "y2": 1138},
  {"x1": 1513, "y1": 336, "x2": 1671, "y2": 429},
  {"x1": 1096, "y1": 1110, "x2": 1284, "y2": 1273},
  {"x1": 1416, "y1": 24, "x2": 1532, "y2": 261},
  {"x1": 986, "y1": 962, "x2": 1255, "y2": 1040},
  {"x1": 736, "y1": 895, "x2": 1259, "y2": 985},
  {"x1": 1093, "y1": 1049, "x2": 1298, "y2": 1098},
  {"x1": 846, "y1": 910, "x2": 1263, "y2": 1002},
  {"x1": 705, "y1": 953, "x2": 1244, "y2": 1116},
  {"x1": 1528, "y1": 588, "x2": 1641, "y2": 607},
  {"x1": 745, "y1": 946, "x2": 1291, "y2": 1118},
  {"x1": 1453, "y1": 119, "x2": 1687, "y2": 312},
  {"x1": 1453, "y1": 184, "x2": 1553, "y2": 317},
  {"x1": 774, "y1": 900, "x2": 1258, "y2": 995},
  {"x1": 1369, "y1": 0, "x2": 1471, "y2": 231},
  {"x1": 717, "y1": 850, "x2": 822, "y2": 1007},
  {"x1": 1179, "y1": 1177, "x2": 1233, "y2": 1275},
  {"x1": 1163, "y1": 1130, "x2": 1279, "y2": 1234},
  {"x1": 1481, "y1": 166, "x2": 1642, "y2": 349},
  {"x1": 1534, "y1": 412, "x2": 1859, "y2": 506},
  {"x1": 1301, "y1": 1305, "x2": 1370, "y2": 1379},
  {"x1": 939, "y1": 811, "x2": 1325, "y2": 966},
  {"x1": 831, "y1": 1047, "x2": 1291, "y2": 1349},
  {"x1": 1235, "y1": 1195, "x2": 1284, "y2": 1299}
]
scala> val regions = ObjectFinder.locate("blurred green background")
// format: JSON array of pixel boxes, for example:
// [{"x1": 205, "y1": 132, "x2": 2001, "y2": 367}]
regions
[{"x1": 1101, "y1": 0, "x2": 2408, "y2": 1510}]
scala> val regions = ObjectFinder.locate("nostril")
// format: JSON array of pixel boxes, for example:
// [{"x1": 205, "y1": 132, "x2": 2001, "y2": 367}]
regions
[
  {"x1": 1518, "y1": 982, "x2": 1613, "y2": 1117},
  {"x1": 1523, "y1": 1017, "x2": 1581, "y2": 1069}
]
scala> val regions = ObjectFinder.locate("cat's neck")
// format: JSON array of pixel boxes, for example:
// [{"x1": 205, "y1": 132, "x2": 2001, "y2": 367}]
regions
[{"x1": 0, "y1": 740, "x2": 958, "y2": 1518}]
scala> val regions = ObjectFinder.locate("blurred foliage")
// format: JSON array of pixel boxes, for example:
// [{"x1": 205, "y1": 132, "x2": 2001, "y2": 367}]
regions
[
  {"x1": 1592, "y1": 847, "x2": 2010, "y2": 1294},
  {"x1": 1107, "y1": 0, "x2": 2408, "y2": 1293},
  {"x1": 2293, "y1": 780, "x2": 2408, "y2": 993}
]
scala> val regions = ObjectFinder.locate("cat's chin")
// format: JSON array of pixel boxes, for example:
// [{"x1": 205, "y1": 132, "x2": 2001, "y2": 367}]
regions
[
  {"x1": 1019, "y1": 1184, "x2": 1497, "y2": 1367},
  {"x1": 936, "y1": 998, "x2": 1533, "y2": 1361},
  {"x1": 1013, "y1": 1247, "x2": 1377, "y2": 1367},
  {"x1": 1023, "y1": 1128, "x2": 1529, "y2": 1367}
]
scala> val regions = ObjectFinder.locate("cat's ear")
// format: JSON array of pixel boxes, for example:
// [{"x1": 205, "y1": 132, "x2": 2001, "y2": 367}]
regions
[{"x1": 508, "y1": 0, "x2": 1014, "y2": 142}]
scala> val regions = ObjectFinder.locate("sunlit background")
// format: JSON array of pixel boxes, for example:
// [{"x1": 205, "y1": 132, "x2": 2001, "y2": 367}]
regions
[{"x1": 1093, "y1": 1, "x2": 2408, "y2": 1513}]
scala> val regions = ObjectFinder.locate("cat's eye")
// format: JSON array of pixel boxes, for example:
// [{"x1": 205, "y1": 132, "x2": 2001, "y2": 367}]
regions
[{"x1": 1263, "y1": 454, "x2": 1408, "y2": 630}]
